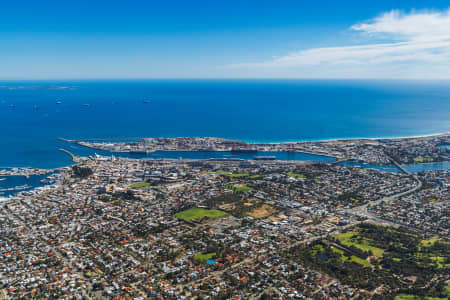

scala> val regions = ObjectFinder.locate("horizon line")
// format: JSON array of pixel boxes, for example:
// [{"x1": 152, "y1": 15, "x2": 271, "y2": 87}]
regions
[{"x1": 2, "y1": 77, "x2": 450, "y2": 81}]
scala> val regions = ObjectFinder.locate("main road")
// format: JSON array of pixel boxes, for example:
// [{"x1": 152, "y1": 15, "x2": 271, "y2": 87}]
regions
[{"x1": 346, "y1": 172, "x2": 422, "y2": 223}]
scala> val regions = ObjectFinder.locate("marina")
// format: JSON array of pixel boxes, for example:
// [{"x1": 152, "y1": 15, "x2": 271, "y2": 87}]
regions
[{"x1": 0, "y1": 172, "x2": 59, "y2": 197}]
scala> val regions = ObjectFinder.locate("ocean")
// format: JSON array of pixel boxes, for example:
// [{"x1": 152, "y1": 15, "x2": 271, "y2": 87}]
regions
[{"x1": 0, "y1": 79, "x2": 449, "y2": 169}]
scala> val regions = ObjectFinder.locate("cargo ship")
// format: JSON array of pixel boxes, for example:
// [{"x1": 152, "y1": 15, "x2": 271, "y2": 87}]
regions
[
  {"x1": 254, "y1": 156, "x2": 276, "y2": 160},
  {"x1": 231, "y1": 149, "x2": 258, "y2": 154}
]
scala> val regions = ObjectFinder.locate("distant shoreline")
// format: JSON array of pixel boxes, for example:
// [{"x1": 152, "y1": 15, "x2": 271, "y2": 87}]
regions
[
  {"x1": 69, "y1": 132, "x2": 449, "y2": 145},
  {"x1": 237, "y1": 132, "x2": 450, "y2": 144},
  {"x1": 1, "y1": 131, "x2": 449, "y2": 172}
]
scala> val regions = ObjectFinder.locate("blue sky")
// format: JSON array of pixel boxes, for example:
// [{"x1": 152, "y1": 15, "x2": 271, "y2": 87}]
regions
[{"x1": 1, "y1": 0, "x2": 450, "y2": 79}]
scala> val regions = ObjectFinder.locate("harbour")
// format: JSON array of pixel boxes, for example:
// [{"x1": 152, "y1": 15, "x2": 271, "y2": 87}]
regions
[
  {"x1": 0, "y1": 172, "x2": 59, "y2": 197},
  {"x1": 59, "y1": 134, "x2": 449, "y2": 174},
  {"x1": 1, "y1": 134, "x2": 449, "y2": 200},
  {"x1": 0, "y1": 79, "x2": 449, "y2": 169}
]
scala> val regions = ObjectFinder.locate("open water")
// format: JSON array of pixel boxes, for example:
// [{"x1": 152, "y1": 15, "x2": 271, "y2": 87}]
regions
[{"x1": 0, "y1": 80, "x2": 449, "y2": 171}]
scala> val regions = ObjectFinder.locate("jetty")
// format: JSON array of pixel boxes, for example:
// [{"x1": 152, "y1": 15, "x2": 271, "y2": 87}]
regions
[
  {"x1": 291, "y1": 147, "x2": 343, "y2": 159},
  {"x1": 58, "y1": 149, "x2": 80, "y2": 163}
]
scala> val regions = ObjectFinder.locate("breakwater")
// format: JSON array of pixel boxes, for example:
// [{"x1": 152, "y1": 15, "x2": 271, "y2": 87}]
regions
[{"x1": 58, "y1": 149, "x2": 80, "y2": 162}]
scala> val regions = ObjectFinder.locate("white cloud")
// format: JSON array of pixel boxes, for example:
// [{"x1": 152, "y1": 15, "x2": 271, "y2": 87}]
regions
[
  {"x1": 351, "y1": 10, "x2": 450, "y2": 40},
  {"x1": 228, "y1": 9, "x2": 450, "y2": 78}
]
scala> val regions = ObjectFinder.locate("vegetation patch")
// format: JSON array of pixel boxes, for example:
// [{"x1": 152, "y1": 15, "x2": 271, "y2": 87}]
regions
[
  {"x1": 334, "y1": 231, "x2": 384, "y2": 257},
  {"x1": 310, "y1": 244, "x2": 325, "y2": 256},
  {"x1": 287, "y1": 172, "x2": 306, "y2": 178},
  {"x1": 217, "y1": 171, "x2": 249, "y2": 178},
  {"x1": 426, "y1": 198, "x2": 444, "y2": 203},
  {"x1": 413, "y1": 156, "x2": 434, "y2": 163},
  {"x1": 174, "y1": 208, "x2": 228, "y2": 221},
  {"x1": 350, "y1": 197, "x2": 360, "y2": 204},
  {"x1": 395, "y1": 295, "x2": 448, "y2": 300},
  {"x1": 193, "y1": 252, "x2": 216, "y2": 263},
  {"x1": 129, "y1": 182, "x2": 151, "y2": 189},
  {"x1": 445, "y1": 286, "x2": 450, "y2": 295},
  {"x1": 286, "y1": 225, "x2": 450, "y2": 295},
  {"x1": 330, "y1": 246, "x2": 371, "y2": 266},
  {"x1": 249, "y1": 174, "x2": 263, "y2": 179},
  {"x1": 206, "y1": 193, "x2": 271, "y2": 218},
  {"x1": 288, "y1": 241, "x2": 382, "y2": 289},
  {"x1": 336, "y1": 192, "x2": 365, "y2": 207},
  {"x1": 224, "y1": 183, "x2": 253, "y2": 192},
  {"x1": 348, "y1": 255, "x2": 370, "y2": 266},
  {"x1": 420, "y1": 237, "x2": 440, "y2": 248},
  {"x1": 395, "y1": 296, "x2": 416, "y2": 300}
]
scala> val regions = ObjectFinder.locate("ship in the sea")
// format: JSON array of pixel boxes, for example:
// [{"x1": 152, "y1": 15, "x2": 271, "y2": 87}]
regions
[
  {"x1": 254, "y1": 156, "x2": 276, "y2": 160},
  {"x1": 130, "y1": 150, "x2": 147, "y2": 155}
]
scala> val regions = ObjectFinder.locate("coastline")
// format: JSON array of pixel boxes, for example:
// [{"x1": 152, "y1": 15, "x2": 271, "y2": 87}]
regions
[
  {"x1": 64, "y1": 132, "x2": 450, "y2": 173},
  {"x1": 63, "y1": 131, "x2": 450, "y2": 146},
  {"x1": 1, "y1": 131, "x2": 448, "y2": 199},
  {"x1": 236, "y1": 132, "x2": 450, "y2": 144},
  {"x1": 1, "y1": 132, "x2": 448, "y2": 171}
]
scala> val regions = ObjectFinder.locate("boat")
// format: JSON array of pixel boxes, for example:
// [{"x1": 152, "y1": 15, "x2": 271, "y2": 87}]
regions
[
  {"x1": 9, "y1": 104, "x2": 15, "y2": 108},
  {"x1": 130, "y1": 150, "x2": 147, "y2": 155},
  {"x1": 254, "y1": 156, "x2": 276, "y2": 161},
  {"x1": 143, "y1": 100, "x2": 150, "y2": 103},
  {"x1": 34, "y1": 105, "x2": 40, "y2": 110},
  {"x1": 56, "y1": 101, "x2": 62, "y2": 104},
  {"x1": 0, "y1": 184, "x2": 30, "y2": 192},
  {"x1": 82, "y1": 104, "x2": 90, "y2": 107},
  {"x1": 231, "y1": 149, "x2": 258, "y2": 154},
  {"x1": 40, "y1": 178, "x2": 55, "y2": 184}
]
